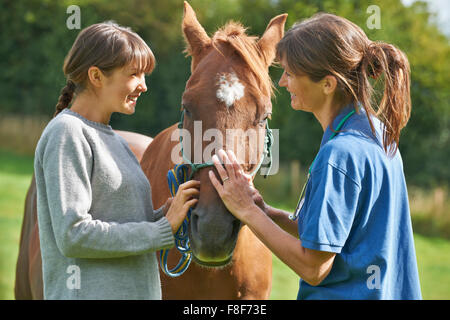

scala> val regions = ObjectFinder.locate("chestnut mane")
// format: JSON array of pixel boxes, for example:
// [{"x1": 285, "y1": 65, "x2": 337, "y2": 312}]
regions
[{"x1": 185, "y1": 21, "x2": 275, "y2": 99}]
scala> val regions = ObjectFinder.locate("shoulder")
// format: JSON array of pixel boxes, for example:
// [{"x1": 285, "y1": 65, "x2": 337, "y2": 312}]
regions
[
  {"x1": 312, "y1": 130, "x2": 386, "y2": 188},
  {"x1": 35, "y1": 112, "x2": 92, "y2": 162},
  {"x1": 41, "y1": 112, "x2": 87, "y2": 140}
]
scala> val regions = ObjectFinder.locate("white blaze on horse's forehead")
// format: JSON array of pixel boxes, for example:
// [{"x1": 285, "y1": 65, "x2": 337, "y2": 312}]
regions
[{"x1": 216, "y1": 72, "x2": 245, "y2": 108}]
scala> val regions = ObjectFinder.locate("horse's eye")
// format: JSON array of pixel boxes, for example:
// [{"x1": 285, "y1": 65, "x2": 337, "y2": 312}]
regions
[{"x1": 182, "y1": 105, "x2": 192, "y2": 118}]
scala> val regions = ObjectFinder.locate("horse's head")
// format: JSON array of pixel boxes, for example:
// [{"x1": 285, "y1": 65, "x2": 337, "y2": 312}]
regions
[{"x1": 180, "y1": 2, "x2": 286, "y2": 267}]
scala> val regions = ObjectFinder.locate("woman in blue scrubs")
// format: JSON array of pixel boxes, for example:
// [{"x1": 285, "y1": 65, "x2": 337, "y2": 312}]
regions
[{"x1": 208, "y1": 13, "x2": 421, "y2": 299}]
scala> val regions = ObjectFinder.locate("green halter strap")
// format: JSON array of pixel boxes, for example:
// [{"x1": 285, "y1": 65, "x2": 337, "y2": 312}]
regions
[{"x1": 178, "y1": 109, "x2": 273, "y2": 179}]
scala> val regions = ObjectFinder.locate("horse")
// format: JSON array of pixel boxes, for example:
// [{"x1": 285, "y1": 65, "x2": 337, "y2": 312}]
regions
[
  {"x1": 139, "y1": 2, "x2": 287, "y2": 299},
  {"x1": 14, "y1": 130, "x2": 152, "y2": 299}
]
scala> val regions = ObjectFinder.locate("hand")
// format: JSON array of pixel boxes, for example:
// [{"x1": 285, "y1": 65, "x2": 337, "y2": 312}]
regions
[
  {"x1": 165, "y1": 180, "x2": 200, "y2": 234},
  {"x1": 244, "y1": 173, "x2": 270, "y2": 215},
  {"x1": 161, "y1": 197, "x2": 173, "y2": 216},
  {"x1": 250, "y1": 186, "x2": 270, "y2": 216},
  {"x1": 208, "y1": 149, "x2": 259, "y2": 224}
]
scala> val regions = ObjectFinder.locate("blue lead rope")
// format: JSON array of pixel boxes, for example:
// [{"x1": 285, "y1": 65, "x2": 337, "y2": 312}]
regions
[{"x1": 159, "y1": 164, "x2": 193, "y2": 277}]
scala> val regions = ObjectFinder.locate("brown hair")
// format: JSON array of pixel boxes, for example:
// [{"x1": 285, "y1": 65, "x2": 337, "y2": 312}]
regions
[
  {"x1": 54, "y1": 21, "x2": 156, "y2": 117},
  {"x1": 276, "y1": 13, "x2": 411, "y2": 156}
]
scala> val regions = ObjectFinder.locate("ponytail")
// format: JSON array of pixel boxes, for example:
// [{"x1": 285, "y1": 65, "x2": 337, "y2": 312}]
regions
[
  {"x1": 359, "y1": 41, "x2": 411, "y2": 156},
  {"x1": 54, "y1": 80, "x2": 76, "y2": 117}
]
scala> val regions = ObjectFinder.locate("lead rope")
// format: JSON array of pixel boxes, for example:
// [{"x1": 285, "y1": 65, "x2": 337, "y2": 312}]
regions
[{"x1": 159, "y1": 164, "x2": 193, "y2": 277}]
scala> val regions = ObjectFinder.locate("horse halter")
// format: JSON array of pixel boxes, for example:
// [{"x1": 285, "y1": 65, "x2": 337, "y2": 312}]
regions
[
  {"x1": 178, "y1": 108, "x2": 274, "y2": 180},
  {"x1": 159, "y1": 108, "x2": 274, "y2": 277}
]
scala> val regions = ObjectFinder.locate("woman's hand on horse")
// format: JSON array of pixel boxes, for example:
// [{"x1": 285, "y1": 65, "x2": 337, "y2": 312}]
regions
[
  {"x1": 165, "y1": 180, "x2": 200, "y2": 234},
  {"x1": 250, "y1": 186, "x2": 270, "y2": 216},
  {"x1": 209, "y1": 149, "x2": 261, "y2": 224}
]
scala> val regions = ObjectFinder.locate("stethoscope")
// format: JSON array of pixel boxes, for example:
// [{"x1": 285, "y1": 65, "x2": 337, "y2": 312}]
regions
[{"x1": 289, "y1": 109, "x2": 356, "y2": 221}]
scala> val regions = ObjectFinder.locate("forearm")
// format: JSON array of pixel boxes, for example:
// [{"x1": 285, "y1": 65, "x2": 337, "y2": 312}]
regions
[
  {"x1": 266, "y1": 206, "x2": 299, "y2": 238},
  {"x1": 243, "y1": 205, "x2": 324, "y2": 284},
  {"x1": 56, "y1": 215, "x2": 174, "y2": 259}
]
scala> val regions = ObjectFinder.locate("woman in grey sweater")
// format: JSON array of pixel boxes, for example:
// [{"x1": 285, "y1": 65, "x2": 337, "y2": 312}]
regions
[{"x1": 34, "y1": 22, "x2": 200, "y2": 300}]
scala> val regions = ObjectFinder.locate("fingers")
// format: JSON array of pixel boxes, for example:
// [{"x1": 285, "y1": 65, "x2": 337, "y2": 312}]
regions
[
  {"x1": 167, "y1": 182, "x2": 200, "y2": 233},
  {"x1": 218, "y1": 149, "x2": 235, "y2": 179},
  {"x1": 208, "y1": 170, "x2": 223, "y2": 195},
  {"x1": 212, "y1": 153, "x2": 229, "y2": 183},
  {"x1": 226, "y1": 149, "x2": 244, "y2": 176},
  {"x1": 243, "y1": 172, "x2": 253, "y2": 183},
  {"x1": 184, "y1": 198, "x2": 198, "y2": 210},
  {"x1": 212, "y1": 149, "x2": 242, "y2": 183},
  {"x1": 178, "y1": 179, "x2": 200, "y2": 190},
  {"x1": 176, "y1": 180, "x2": 200, "y2": 202},
  {"x1": 181, "y1": 187, "x2": 200, "y2": 200}
]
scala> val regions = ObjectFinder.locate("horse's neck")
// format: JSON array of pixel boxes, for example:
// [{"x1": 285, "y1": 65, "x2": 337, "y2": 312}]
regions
[{"x1": 140, "y1": 123, "x2": 181, "y2": 208}]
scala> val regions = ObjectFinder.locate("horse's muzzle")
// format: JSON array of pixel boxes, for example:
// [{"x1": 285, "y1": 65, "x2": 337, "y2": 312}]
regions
[{"x1": 188, "y1": 206, "x2": 241, "y2": 266}]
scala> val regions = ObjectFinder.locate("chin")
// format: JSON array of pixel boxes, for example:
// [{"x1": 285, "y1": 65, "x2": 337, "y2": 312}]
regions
[
  {"x1": 121, "y1": 106, "x2": 136, "y2": 115},
  {"x1": 292, "y1": 102, "x2": 309, "y2": 112}
]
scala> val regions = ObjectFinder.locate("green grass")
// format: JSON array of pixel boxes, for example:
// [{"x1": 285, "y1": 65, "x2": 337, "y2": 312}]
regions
[
  {"x1": 414, "y1": 234, "x2": 450, "y2": 299},
  {"x1": 0, "y1": 149, "x2": 449, "y2": 300},
  {"x1": 0, "y1": 150, "x2": 34, "y2": 299},
  {"x1": 270, "y1": 254, "x2": 299, "y2": 299},
  {"x1": 269, "y1": 234, "x2": 450, "y2": 300}
]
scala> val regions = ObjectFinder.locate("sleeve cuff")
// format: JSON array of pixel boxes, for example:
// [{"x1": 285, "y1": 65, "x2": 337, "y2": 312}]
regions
[
  {"x1": 153, "y1": 205, "x2": 165, "y2": 221},
  {"x1": 151, "y1": 217, "x2": 175, "y2": 251},
  {"x1": 301, "y1": 238, "x2": 343, "y2": 254}
]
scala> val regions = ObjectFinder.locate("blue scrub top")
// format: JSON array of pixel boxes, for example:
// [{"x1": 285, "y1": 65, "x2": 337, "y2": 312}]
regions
[{"x1": 297, "y1": 104, "x2": 422, "y2": 300}]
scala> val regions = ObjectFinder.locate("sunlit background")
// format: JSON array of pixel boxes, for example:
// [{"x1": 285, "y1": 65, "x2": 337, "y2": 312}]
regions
[{"x1": 0, "y1": 0, "x2": 448, "y2": 299}]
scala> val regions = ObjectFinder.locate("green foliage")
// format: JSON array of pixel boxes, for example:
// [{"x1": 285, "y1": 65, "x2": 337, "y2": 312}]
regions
[{"x1": 0, "y1": 0, "x2": 448, "y2": 186}]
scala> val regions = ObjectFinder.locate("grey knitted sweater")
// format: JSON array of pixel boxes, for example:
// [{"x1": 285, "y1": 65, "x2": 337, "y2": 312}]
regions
[{"x1": 34, "y1": 109, "x2": 174, "y2": 300}]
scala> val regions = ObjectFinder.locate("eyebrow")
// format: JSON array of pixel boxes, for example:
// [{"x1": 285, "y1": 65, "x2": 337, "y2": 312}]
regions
[
  {"x1": 283, "y1": 65, "x2": 293, "y2": 74},
  {"x1": 279, "y1": 61, "x2": 291, "y2": 73}
]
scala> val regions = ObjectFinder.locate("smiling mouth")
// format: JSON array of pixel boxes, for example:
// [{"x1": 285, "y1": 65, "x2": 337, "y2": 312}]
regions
[{"x1": 127, "y1": 94, "x2": 139, "y2": 103}]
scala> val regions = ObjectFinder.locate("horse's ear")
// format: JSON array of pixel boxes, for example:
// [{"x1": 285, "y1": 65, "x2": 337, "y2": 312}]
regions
[
  {"x1": 258, "y1": 14, "x2": 288, "y2": 67},
  {"x1": 182, "y1": 1, "x2": 211, "y2": 71}
]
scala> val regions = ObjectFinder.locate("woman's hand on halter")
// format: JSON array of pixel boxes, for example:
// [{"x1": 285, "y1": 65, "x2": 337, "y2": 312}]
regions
[
  {"x1": 209, "y1": 149, "x2": 262, "y2": 224},
  {"x1": 165, "y1": 180, "x2": 200, "y2": 234}
]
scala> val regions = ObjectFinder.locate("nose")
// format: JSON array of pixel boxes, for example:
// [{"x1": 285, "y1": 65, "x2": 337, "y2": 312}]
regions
[
  {"x1": 278, "y1": 71, "x2": 287, "y2": 88},
  {"x1": 139, "y1": 74, "x2": 147, "y2": 92}
]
